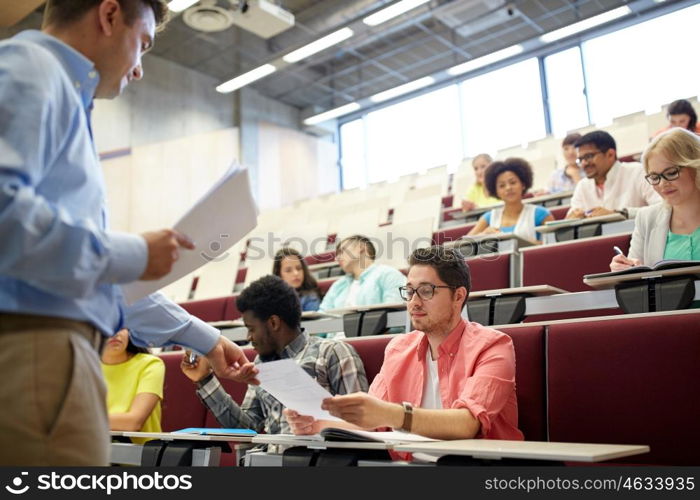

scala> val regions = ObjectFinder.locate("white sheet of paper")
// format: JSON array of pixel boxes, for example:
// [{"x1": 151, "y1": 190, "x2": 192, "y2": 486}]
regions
[
  {"x1": 122, "y1": 165, "x2": 258, "y2": 304},
  {"x1": 256, "y1": 359, "x2": 340, "y2": 421}
]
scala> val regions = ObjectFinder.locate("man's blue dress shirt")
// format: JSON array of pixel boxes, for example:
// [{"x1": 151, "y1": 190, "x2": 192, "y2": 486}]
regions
[{"x1": 0, "y1": 31, "x2": 218, "y2": 353}]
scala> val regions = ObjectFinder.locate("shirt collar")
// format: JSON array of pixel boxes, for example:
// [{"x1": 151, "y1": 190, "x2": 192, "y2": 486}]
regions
[
  {"x1": 280, "y1": 330, "x2": 308, "y2": 359},
  {"x1": 357, "y1": 263, "x2": 377, "y2": 282},
  {"x1": 15, "y1": 30, "x2": 100, "y2": 111},
  {"x1": 604, "y1": 161, "x2": 621, "y2": 186},
  {"x1": 416, "y1": 318, "x2": 467, "y2": 360}
]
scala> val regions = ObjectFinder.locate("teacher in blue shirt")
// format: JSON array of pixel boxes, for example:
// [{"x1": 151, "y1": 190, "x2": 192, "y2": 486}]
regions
[{"x1": 0, "y1": 0, "x2": 256, "y2": 466}]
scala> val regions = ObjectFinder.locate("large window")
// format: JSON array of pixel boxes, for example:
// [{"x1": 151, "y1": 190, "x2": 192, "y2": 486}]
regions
[
  {"x1": 338, "y1": 4, "x2": 700, "y2": 187},
  {"x1": 459, "y1": 58, "x2": 546, "y2": 157},
  {"x1": 364, "y1": 85, "x2": 462, "y2": 183},
  {"x1": 583, "y1": 3, "x2": 700, "y2": 124},
  {"x1": 339, "y1": 119, "x2": 366, "y2": 190},
  {"x1": 544, "y1": 47, "x2": 589, "y2": 136}
]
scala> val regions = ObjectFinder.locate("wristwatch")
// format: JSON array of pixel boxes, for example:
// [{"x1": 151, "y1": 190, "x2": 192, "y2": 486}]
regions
[
  {"x1": 399, "y1": 401, "x2": 414, "y2": 432},
  {"x1": 617, "y1": 208, "x2": 629, "y2": 219}
]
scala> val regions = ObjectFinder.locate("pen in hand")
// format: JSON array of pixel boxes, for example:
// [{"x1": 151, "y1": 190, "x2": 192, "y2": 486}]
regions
[{"x1": 613, "y1": 246, "x2": 624, "y2": 256}]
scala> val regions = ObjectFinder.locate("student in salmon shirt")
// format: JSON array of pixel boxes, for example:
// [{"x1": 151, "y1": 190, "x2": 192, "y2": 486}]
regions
[{"x1": 285, "y1": 246, "x2": 523, "y2": 444}]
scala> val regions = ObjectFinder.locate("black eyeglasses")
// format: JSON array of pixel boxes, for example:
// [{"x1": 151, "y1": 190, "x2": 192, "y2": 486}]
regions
[
  {"x1": 399, "y1": 284, "x2": 456, "y2": 301},
  {"x1": 575, "y1": 151, "x2": 603, "y2": 166},
  {"x1": 644, "y1": 166, "x2": 682, "y2": 185}
]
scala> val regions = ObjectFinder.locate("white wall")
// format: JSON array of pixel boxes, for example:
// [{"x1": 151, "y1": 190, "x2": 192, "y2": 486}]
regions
[
  {"x1": 102, "y1": 128, "x2": 239, "y2": 233},
  {"x1": 256, "y1": 122, "x2": 339, "y2": 211},
  {"x1": 93, "y1": 54, "x2": 236, "y2": 152}
]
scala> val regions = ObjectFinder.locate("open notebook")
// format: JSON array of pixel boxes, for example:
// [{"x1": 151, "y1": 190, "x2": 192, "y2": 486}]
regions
[
  {"x1": 585, "y1": 260, "x2": 700, "y2": 280},
  {"x1": 288, "y1": 428, "x2": 437, "y2": 444},
  {"x1": 173, "y1": 428, "x2": 257, "y2": 437}
]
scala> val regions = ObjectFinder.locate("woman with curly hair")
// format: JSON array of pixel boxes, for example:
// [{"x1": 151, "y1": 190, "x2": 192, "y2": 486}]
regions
[{"x1": 468, "y1": 158, "x2": 553, "y2": 243}]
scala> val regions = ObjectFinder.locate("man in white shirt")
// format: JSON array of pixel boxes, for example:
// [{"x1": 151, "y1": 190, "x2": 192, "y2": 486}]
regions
[{"x1": 566, "y1": 131, "x2": 661, "y2": 219}]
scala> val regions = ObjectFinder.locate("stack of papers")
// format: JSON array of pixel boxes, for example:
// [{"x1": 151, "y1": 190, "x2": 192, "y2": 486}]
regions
[{"x1": 123, "y1": 164, "x2": 258, "y2": 304}]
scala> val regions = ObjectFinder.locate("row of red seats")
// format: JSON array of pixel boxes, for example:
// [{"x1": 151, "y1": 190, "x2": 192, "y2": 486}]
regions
[
  {"x1": 158, "y1": 309, "x2": 700, "y2": 465},
  {"x1": 180, "y1": 233, "x2": 632, "y2": 323}
]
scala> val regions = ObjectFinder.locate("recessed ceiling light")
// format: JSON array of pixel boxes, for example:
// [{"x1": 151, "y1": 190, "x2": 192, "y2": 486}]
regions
[
  {"x1": 216, "y1": 64, "x2": 277, "y2": 93},
  {"x1": 363, "y1": 0, "x2": 431, "y2": 27},
  {"x1": 304, "y1": 103, "x2": 361, "y2": 125},
  {"x1": 539, "y1": 6, "x2": 632, "y2": 43},
  {"x1": 283, "y1": 28, "x2": 354, "y2": 64}
]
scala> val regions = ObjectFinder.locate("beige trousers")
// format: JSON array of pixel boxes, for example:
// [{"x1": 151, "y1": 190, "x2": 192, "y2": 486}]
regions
[{"x1": 0, "y1": 314, "x2": 109, "y2": 466}]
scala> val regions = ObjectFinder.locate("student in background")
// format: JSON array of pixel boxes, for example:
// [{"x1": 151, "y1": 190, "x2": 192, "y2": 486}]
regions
[
  {"x1": 461, "y1": 154, "x2": 501, "y2": 212},
  {"x1": 319, "y1": 235, "x2": 406, "y2": 310},
  {"x1": 285, "y1": 247, "x2": 523, "y2": 443},
  {"x1": 467, "y1": 158, "x2": 553, "y2": 244},
  {"x1": 273, "y1": 247, "x2": 322, "y2": 311},
  {"x1": 611, "y1": 128, "x2": 700, "y2": 270},
  {"x1": 652, "y1": 99, "x2": 700, "y2": 138},
  {"x1": 547, "y1": 133, "x2": 585, "y2": 193},
  {"x1": 101, "y1": 328, "x2": 164, "y2": 445},
  {"x1": 566, "y1": 131, "x2": 661, "y2": 220}
]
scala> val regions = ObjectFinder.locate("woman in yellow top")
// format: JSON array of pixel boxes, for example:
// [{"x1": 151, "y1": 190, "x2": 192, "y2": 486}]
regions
[
  {"x1": 461, "y1": 153, "x2": 501, "y2": 211},
  {"x1": 101, "y1": 328, "x2": 165, "y2": 444}
]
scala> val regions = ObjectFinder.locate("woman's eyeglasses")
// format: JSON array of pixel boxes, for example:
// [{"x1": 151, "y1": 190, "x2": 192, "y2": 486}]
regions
[{"x1": 644, "y1": 166, "x2": 682, "y2": 185}]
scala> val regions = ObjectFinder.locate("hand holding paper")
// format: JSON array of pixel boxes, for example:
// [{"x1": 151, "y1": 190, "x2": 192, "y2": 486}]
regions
[
  {"x1": 257, "y1": 359, "x2": 339, "y2": 421},
  {"x1": 123, "y1": 165, "x2": 257, "y2": 303},
  {"x1": 139, "y1": 229, "x2": 195, "y2": 280}
]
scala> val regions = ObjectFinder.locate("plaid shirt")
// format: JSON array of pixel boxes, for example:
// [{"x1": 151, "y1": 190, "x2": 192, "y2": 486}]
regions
[{"x1": 196, "y1": 332, "x2": 368, "y2": 435}]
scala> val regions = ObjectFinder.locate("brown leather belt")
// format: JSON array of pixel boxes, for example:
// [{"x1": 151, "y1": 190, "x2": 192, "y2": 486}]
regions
[{"x1": 0, "y1": 313, "x2": 104, "y2": 352}]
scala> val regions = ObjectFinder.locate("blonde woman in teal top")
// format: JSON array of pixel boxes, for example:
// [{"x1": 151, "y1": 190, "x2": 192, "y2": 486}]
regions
[
  {"x1": 611, "y1": 128, "x2": 700, "y2": 271},
  {"x1": 319, "y1": 235, "x2": 406, "y2": 311}
]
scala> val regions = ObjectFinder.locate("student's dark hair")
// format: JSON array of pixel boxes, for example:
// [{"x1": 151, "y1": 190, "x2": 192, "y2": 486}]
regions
[
  {"x1": 409, "y1": 246, "x2": 471, "y2": 309},
  {"x1": 125, "y1": 330, "x2": 150, "y2": 355},
  {"x1": 272, "y1": 247, "x2": 322, "y2": 297},
  {"x1": 483, "y1": 157, "x2": 533, "y2": 199},
  {"x1": 337, "y1": 234, "x2": 376, "y2": 260},
  {"x1": 667, "y1": 99, "x2": 698, "y2": 132},
  {"x1": 574, "y1": 130, "x2": 617, "y2": 154},
  {"x1": 562, "y1": 132, "x2": 582, "y2": 147},
  {"x1": 237, "y1": 275, "x2": 301, "y2": 329},
  {"x1": 44, "y1": 0, "x2": 169, "y2": 30}
]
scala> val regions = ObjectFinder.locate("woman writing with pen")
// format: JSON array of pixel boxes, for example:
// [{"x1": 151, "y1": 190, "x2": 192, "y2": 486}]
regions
[{"x1": 610, "y1": 128, "x2": 700, "y2": 271}]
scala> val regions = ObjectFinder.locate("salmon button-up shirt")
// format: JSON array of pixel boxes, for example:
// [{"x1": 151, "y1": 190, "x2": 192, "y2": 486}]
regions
[{"x1": 369, "y1": 319, "x2": 524, "y2": 440}]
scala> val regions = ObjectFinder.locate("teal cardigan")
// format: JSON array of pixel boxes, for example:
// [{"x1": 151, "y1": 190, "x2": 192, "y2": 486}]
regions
[{"x1": 319, "y1": 264, "x2": 407, "y2": 310}]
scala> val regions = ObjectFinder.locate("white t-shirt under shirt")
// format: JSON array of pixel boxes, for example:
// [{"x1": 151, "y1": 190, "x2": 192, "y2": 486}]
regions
[
  {"x1": 413, "y1": 350, "x2": 443, "y2": 463},
  {"x1": 343, "y1": 279, "x2": 361, "y2": 307},
  {"x1": 421, "y1": 349, "x2": 443, "y2": 409}
]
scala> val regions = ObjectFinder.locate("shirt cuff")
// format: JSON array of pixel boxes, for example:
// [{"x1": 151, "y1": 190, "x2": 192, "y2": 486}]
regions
[
  {"x1": 452, "y1": 398, "x2": 490, "y2": 438},
  {"x1": 169, "y1": 315, "x2": 220, "y2": 356},
  {"x1": 196, "y1": 371, "x2": 216, "y2": 389},
  {"x1": 103, "y1": 232, "x2": 148, "y2": 284}
]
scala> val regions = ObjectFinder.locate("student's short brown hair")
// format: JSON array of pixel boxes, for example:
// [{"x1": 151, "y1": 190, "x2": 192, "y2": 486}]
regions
[
  {"x1": 44, "y1": 0, "x2": 169, "y2": 30},
  {"x1": 337, "y1": 235, "x2": 377, "y2": 260},
  {"x1": 409, "y1": 246, "x2": 471, "y2": 309}
]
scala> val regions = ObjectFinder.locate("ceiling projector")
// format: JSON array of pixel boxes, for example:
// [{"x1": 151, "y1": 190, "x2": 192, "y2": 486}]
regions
[{"x1": 183, "y1": 0, "x2": 295, "y2": 38}]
